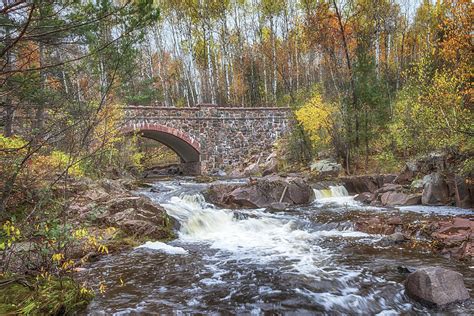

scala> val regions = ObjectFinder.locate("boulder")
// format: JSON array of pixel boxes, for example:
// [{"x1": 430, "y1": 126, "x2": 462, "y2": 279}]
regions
[
  {"x1": 380, "y1": 232, "x2": 407, "y2": 245},
  {"x1": 262, "y1": 157, "x2": 278, "y2": 176},
  {"x1": 354, "y1": 192, "x2": 374, "y2": 204},
  {"x1": 82, "y1": 187, "x2": 110, "y2": 203},
  {"x1": 374, "y1": 183, "x2": 403, "y2": 195},
  {"x1": 454, "y1": 175, "x2": 473, "y2": 208},
  {"x1": 310, "y1": 159, "x2": 342, "y2": 178},
  {"x1": 206, "y1": 183, "x2": 243, "y2": 207},
  {"x1": 405, "y1": 267, "x2": 470, "y2": 307},
  {"x1": 353, "y1": 182, "x2": 422, "y2": 206},
  {"x1": 243, "y1": 162, "x2": 260, "y2": 176},
  {"x1": 340, "y1": 175, "x2": 395, "y2": 194},
  {"x1": 99, "y1": 179, "x2": 129, "y2": 194},
  {"x1": 422, "y1": 172, "x2": 451, "y2": 205},
  {"x1": 97, "y1": 196, "x2": 175, "y2": 239},
  {"x1": 394, "y1": 161, "x2": 418, "y2": 184},
  {"x1": 207, "y1": 175, "x2": 314, "y2": 209},
  {"x1": 268, "y1": 202, "x2": 290, "y2": 211},
  {"x1": 432, "y1": 217, "x2": 473, "y2": 259},
  {"x1": 380, "y1": 191, "x2": 422, "y2": 206}
]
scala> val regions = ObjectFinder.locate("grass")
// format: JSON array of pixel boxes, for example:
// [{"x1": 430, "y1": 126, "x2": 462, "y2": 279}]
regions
[{"x1": 0, "y1": 276, "x2": 93, "y2": 315}]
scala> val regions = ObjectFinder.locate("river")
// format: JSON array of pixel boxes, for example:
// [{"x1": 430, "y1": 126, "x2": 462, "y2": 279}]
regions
[{"x1": 81, "y1": 179, "x2": 473, "y2": 315}]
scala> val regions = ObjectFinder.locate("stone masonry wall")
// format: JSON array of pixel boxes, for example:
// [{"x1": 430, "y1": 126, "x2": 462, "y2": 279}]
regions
[{"x1": 123, "y1": 105, "x2": 292, "y2": 174}]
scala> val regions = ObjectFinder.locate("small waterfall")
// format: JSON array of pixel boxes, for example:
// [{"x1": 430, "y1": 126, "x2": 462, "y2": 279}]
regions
[
  {"x1": 160, "y1": 193, "x2": 335, "y2": 266},
  {"x1": 329, "y1": 185, "x2": 349, "y2": 197},
  {"x1": 314, "y1": 189, "x2": 333, "y2": 199},
  {"x1": 161, "y1": 193, "x2": 212, "y2": 223},
  {"x1": 314, "y1": 185, "x2": 349, "y2": 199}
]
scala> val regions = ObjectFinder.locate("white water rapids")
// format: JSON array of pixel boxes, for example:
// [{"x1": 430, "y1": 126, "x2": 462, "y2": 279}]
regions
[
  {"x1": 82, "y1": 181, "x2": 473, "y2": 315},
  {"x1": 160, "y1": 191, "x2": 373, "y2": 270},
  {"x1": 137, "y1": 186, "x2": 406, "y2": 314}
]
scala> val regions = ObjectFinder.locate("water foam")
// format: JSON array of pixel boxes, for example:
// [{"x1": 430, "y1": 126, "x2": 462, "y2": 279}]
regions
[
  {"x1": 312, "y1": 185, "x2": 365, "y2": 208},
  {"x1": 314, "y1": 185, "x2": 349, "y2": 199},
  {"x1": 135, "y1": 241, "x2": 188, "y2": 255},
  {"x1": 162, "y1": 193, "x2": 379, "y2": 276}
]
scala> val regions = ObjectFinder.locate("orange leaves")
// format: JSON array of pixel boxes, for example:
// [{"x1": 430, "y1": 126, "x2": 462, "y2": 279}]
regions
[{"x1": 15, "y1": 41, "x2": 40, "y2": 71}]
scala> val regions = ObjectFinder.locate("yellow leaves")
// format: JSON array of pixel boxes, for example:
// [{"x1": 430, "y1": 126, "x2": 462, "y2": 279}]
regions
[
  {"x1": 80, "y1": 285, "x2": 94, "y2": 297},
  {"x1": 0, "y1": 134, "x2": 28, "y2": 176},
  {"x1": 73, "y1": 228, "x2": 88, "y2": 239},
  {"x1": 97, "y1": 244, "x2": 109, "y2": 254},
  {"x1": 37, "y1": 271, "x2": 51, "y2": 281},
  {"x1": 0, "y1": 134, "x2": 27, "y2": 151},
  {"x1": 261, "y1": 27, "x2": 272, "y2": 42},
  {"x1": 92, "y1": 103, "x2": 125, "y2": 152},
  {"x1": 29, "y1": 150, "x2": 85, "y2": 178},
  {"x1": 76, "y1": 227, "x2": 111, "y2": 255},
  {"x1": 105, "y1": 227, "x2": 116, "y2": 235},
  {"x1": 52, "y1": 253, "x2": 64, "y2": 263},
  {"x1": 391, "y1": 62, "x2": 472, "y2": 155},
  {"x1": 295, "y1": 91, "x2": 336, "y2": 148},
  {"x1": 61, "y1": 260, "x2": 74, "y2": 270},
  {"x1": 0, "y1": 221, "x2": 21, "y2": 250},
  {"x1": 2, "y1": 221, "x2": 20, "y2": 237},
  {"x1": 132, "y1": 152, "x2": 144, "y2": 171},
  {"x1": 99, "y1": 282, "x2": 107, "y2": 294}
]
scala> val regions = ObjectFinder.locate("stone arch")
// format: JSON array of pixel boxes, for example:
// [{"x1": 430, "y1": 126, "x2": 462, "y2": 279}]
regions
[{"x1": 122, "y1": 123, "x2": 201, "y2": 166}]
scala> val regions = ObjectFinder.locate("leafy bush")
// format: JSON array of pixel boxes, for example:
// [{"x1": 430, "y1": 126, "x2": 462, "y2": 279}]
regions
[
  {"x1": 389, "y1": 59, "x2": 472, "y2": 156},
  {"x1": 295, "y1": 90, "x2": 337, "y2": 150},
  {"x1": 0, "y1": 276, "x2": 94, "y2": 315},
  {"x1": 30, "y1": 151, "x2": 85, "y2": 178}
]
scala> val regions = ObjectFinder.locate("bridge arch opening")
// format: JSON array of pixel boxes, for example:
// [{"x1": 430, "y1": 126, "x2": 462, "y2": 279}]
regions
[{"x1": 123, "y1": 124, "x2": 201, "y2": 175}]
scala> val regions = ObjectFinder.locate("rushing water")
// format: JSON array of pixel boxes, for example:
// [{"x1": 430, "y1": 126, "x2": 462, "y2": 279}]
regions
[{"x1": 81, "y1": 180, "x2": 473, "y2": 315}]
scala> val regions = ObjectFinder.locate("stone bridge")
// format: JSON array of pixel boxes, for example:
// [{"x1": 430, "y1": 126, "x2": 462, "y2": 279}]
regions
[{"x1": 123, "y1": 104, "x2": 292, "y2": 175}]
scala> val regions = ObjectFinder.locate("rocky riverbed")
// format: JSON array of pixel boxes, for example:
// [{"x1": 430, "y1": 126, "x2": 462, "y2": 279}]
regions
[{"x1": 75, "y1": 177, "x2": 472, "y2": 314}]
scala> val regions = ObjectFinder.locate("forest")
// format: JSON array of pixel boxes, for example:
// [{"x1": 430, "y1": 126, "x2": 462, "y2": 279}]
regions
[{"x1": 0, "y1": 0, "x2": 472, "y2": 314}]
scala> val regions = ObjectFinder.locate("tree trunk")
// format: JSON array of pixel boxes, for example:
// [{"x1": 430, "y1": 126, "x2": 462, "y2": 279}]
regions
[
  {"x1": 333, "y1": 0, "x2": 359, "y2": 149},
  {"x1": 270, "y1": 16, "x2": 277, "y2": 104},
  {"x1": 35, "y1": 42, "x2": 46, "y2": 131}
]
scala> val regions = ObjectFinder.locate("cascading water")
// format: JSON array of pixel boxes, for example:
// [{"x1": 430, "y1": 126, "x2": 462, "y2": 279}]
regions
[
  {"x1": 80, "y1": 181, "x2": 473, "y2": 315},
  {"x1": 313, "y1": 185, "x2": 349, "y2": 199}
]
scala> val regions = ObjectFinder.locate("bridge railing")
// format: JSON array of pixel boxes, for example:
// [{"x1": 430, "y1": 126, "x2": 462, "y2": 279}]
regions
[{"x1": 123, "y1": 103, "x2": 292, "y2": 111}]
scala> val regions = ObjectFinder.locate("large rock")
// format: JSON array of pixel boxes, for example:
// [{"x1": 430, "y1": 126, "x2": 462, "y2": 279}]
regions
[
  {"x1": 454, "y1": 175, "x2": 473, "y2": 208},
  {"x1": 380, "y1": 191, "x2": 421, "y2": 206},
  {"x1": 97, "y1": 196, "x2": 175, "y2": 239},
  {"x1": 353, "y1": 182, "x2": 422, "y2": 206},
  {"x1": 205, "y1": 183, "x2": 243, "y2": 206},
  {"x1": 405, "y1": 267, "x2": 470, "y2": 307},
  {"x1": 380, "y1": 232, "x2": 407, "y2": 246},
  {"x1": 432, "y1": 217, "x2": 473, "y2": 259},
  {"x1": 354, "y1": 192, "x2": 374, "y2": 204},
  {"x1": 340, "y1": 175, "x2": 396, "y2": 194},
  {"x1": 262, "y1": 157, "x2": 278, "y2": 176},
  {"x1": 422, "y1": 172, "x2": 451, "y2": 205},
  {"x1": 310, "y1": 159, "x2": 342, "y2": 178},
  {"x1": 207, "y1": 175, "x2": 314, "y2": 208},
  {"x1": 394, "y1": 161, "x2": 418, "y2": 185}
]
